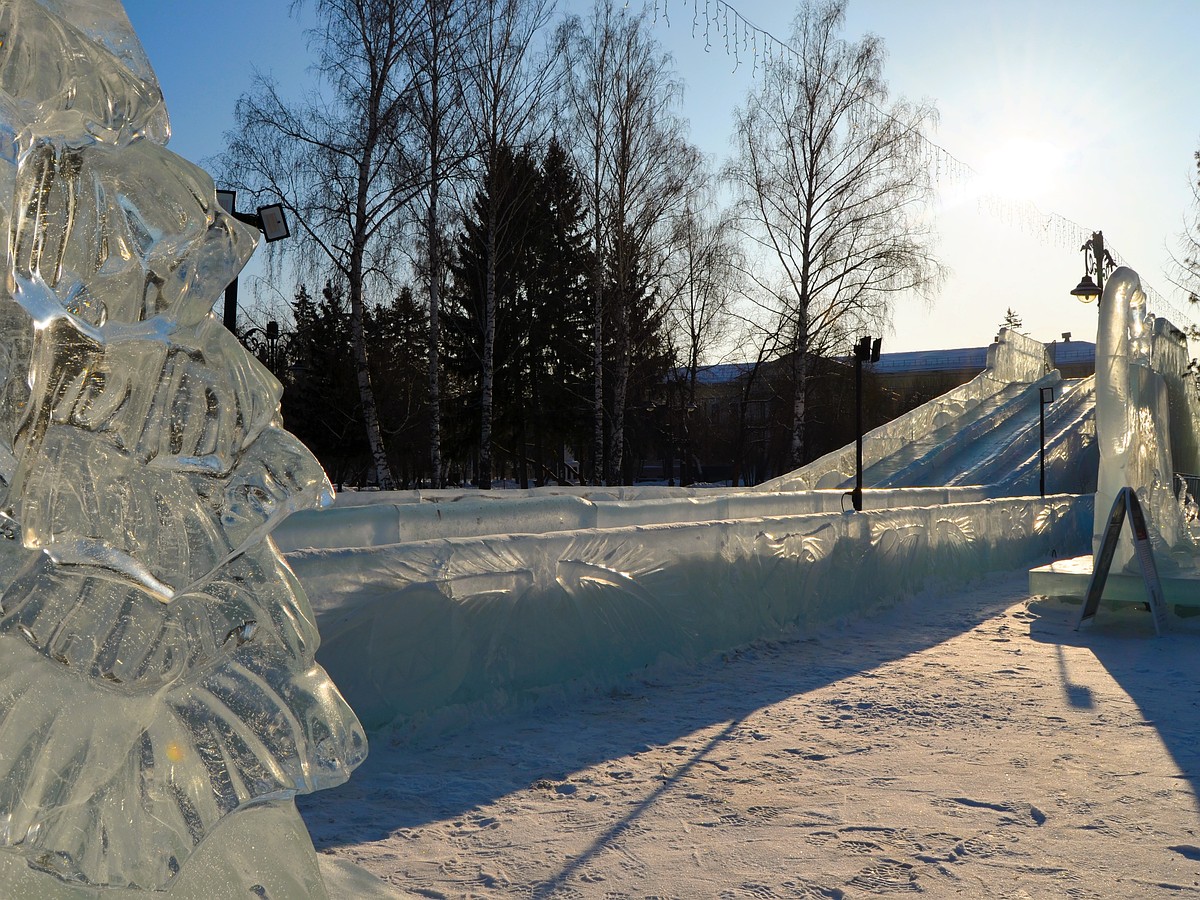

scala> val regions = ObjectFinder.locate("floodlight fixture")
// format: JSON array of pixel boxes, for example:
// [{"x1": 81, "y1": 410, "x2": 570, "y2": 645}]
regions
[
  {"x1": 848, "y1": 334, "x2": 882, "y2": 513},
  {"x1": 257, "y1": 203, "x2": 290, "y2": 243},
  {"x1": 215, "y1": 186, "x2": 293, "y2": 332}
]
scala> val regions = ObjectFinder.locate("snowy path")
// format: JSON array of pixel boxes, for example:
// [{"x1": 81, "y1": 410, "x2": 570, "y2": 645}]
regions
[{"x1": 301, "y1": 572, "x2": 1200, "y2": 898}]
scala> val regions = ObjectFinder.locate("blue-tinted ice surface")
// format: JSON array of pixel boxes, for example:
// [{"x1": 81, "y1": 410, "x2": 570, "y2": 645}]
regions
[
  {"x1": 276, "y1": 302, "x2": 1200, "y2": 734},
  {"x1": 0, "y1": 1, "x2": 364, "y2": 894},
  {"x1": 1092, "y1": 267, "x2": 1194, "y2": 568}
]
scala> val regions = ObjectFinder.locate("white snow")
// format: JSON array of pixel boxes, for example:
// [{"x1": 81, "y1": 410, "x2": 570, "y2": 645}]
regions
[
  {"x1": 300, "y1": 570, "x2": 1200, "y2": 898},
  {"x1": 289, "y1": 288, "x2": 1200, "y2": 897}
]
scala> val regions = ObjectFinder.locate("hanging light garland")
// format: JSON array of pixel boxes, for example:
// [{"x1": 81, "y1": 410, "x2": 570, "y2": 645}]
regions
[{"x1": 650, "y1": 0, "x2": 1200, "y2": 337}]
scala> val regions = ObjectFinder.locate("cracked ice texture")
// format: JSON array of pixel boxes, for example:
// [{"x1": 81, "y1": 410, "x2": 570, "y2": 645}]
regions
[
  {"x1": 0, "y1": 0, "x2": 365, "y2": 892},
  {"x1": 1093, "y1": 267, "x2": 1191, "y2": 568}
]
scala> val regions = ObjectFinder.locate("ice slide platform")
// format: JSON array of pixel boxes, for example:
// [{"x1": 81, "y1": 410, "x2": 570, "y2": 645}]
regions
[{"x1": 1030, "y1": 555, "x2": 1200, "y2": 611}]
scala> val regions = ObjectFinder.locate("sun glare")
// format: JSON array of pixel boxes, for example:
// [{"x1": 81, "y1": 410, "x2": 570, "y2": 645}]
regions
[{"x1": 978, "y1": 137, "x2": 1065, "y2": 202}]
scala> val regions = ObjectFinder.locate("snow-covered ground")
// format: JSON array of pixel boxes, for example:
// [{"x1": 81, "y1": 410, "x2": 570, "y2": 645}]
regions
[{"x1": 300, "y1": 570, "x2": 1200, "y2": 898}]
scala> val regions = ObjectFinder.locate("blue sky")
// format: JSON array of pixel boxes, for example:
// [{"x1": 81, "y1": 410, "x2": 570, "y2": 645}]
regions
[{"x1": 121, "y1": 1, "x2": 1200, "y2": 354}]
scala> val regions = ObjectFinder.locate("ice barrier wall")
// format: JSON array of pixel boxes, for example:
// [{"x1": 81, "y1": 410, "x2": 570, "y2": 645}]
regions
[
  {"x1": 286, "y1": 493, "x2": 1092, "y2": 731},
  {"x1": 274, "y1": 486, "x2": 998, "y2": 551}
]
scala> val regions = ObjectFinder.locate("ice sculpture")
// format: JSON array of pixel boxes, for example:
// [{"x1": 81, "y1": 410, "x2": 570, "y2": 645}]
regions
[
  {"x1": 1093, "y1": 267, "x2": 1185, "y2": 568},
  {"x1": 0, "y1": 1, "x2": 365, "y2": 895}
]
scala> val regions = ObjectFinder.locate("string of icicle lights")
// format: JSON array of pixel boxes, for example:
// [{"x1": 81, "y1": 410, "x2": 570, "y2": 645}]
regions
[{"x1": 650, "y1": 0, "x2": 1200, "y2": 338}]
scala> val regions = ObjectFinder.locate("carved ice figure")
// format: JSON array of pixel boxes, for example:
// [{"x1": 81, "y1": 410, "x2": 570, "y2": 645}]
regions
[
  {"x1": 1093, "y1": 266, "x2": 1185, "y2": 570},
  {"x1": 0, "y1": 1, "x2": 366, "y2": 895}
]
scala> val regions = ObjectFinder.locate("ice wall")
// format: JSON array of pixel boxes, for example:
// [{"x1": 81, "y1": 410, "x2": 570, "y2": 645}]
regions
[
  {"x1": 288, "y1": 493, "x2": 1091, "y2": 731},
  {"x1": 274, "y1": 485, "x2": 996, "y2": 551}
]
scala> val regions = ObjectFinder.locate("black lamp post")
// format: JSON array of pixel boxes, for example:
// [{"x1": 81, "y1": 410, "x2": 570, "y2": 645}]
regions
[
  {"x1": 851, "y1": 335, "x2": 881, "y2": 512},
  {"x1": 216, "y1": 189, "x2": 291, "y2": 332},
  {"x1": 1039, "y1": 385, "x2": 1055, "y2": 496},
  {"x1": 1069, "y1": 231, "x2": 1114, "y2": 306},
  {"x1": 240, "y1": 320, "x2": 286, "y2": 375}
]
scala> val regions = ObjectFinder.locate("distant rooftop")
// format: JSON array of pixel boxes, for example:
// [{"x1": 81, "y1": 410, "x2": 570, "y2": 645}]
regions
[
  {"x1": 691, "y1": 362, "x2": 757, "y2": 385},
  {"x1": 872, "y1": 346, "x2": 989, "y2": 374},
  {"x1": 691, "y1": 339, "x2": 1096, "y2": 383},
  {"x1": 874, "y1": 339, "x2": 1095, "y2": 374},
  {"x1": 1049, "y1": 340, "x2": 1096, "y2": 365}
]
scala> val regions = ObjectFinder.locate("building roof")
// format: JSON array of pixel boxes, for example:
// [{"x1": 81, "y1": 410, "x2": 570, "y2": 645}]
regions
[
  {"x1": 691, "y1": 363, "x2": 758, "y2": 385},
  {"x1": 872, "y1": 346, "x2": 989, "y2": 374},
  {"x1": 690, "y1": 340, "x2": 1097, "y2": 383}
]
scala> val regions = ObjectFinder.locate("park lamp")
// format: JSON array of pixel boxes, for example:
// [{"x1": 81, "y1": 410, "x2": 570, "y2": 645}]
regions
[
  {"x1": 848, "y1": 334, "x2": 882, "y2": 513},
  {"x1": 216, "y1": 189, "x2": 291, "y2": 243},
  {"x1": 216, "y1": 188, "x2": 292, "y2": 333},
  {"x1": 1068, "y1": 231, "x2": 1112, "y2": 305},
  {"x1": 1070, "y1": 273, "x2": 1101, "y2": 304}
]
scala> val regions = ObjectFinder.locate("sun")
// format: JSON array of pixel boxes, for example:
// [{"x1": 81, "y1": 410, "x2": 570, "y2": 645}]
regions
[{"x1": 977, "y1": 136, "x2": 1065, "y2": 202}]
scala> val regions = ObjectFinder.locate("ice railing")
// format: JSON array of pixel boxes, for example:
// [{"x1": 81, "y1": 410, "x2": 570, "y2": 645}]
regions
[
  {"x1": 288, "y1": 493, "x2": 1093, "y2": 731},
  {"x1": 274, "y1": 485, "x2": 997, "y2": 551}
]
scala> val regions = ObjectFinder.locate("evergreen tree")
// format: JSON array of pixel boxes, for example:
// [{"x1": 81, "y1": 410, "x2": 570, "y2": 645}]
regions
[
  {"x1": 365, "y1": 287, "x2": 431, "y2": 486},
  {"x1": 520, "y1": 138, "x2": 593, "y2": 485},
  {"x1": 444, "y1": 143, "x2": 541, "y2": 484},
  {"x1": 283, "y1": 283, "x2": 369, "y2": 487},
  {"x1": 603, "y1": 254, "x2": 673, "y2": 483},
  {"x1": 1001, "y1": 307, "x2": 1024, "y2": 332},
  {"x1": 444, "y1": 140, "x2": 595, "y2": 486}
]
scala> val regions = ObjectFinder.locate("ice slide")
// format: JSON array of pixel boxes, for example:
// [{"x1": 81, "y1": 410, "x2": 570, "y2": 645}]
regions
[
  {"x1": 277, "y1": 329, "x2": 1099, "y2": 731},
  {"x1": 758, "y1": 328, "x2": 1098, "y2": 497}
]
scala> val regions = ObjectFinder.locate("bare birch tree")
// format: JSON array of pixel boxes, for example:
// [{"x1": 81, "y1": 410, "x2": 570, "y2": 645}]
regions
[
  {"x1": 460, "y1": 0, "x2": 557, "y2": 488},
  {"x1": 223, "y1": 0, "x2": 423, "y2": 489},
  {"x1": 404, "y1": 0, "x2": 474, "y2": 488},
  {"x1": 562, "y1": 2, "x2": 697, "y2": 483},
  {"x1": 662, "y1": 185, "x2": 742, "y2": 482},
  {"x1": 1175, "y1": 147, "x2": 1200, "y2": 305},
  {"x1": 559, "y1": 5, "x2": 613, "y2": 484},
  {"x1": 725, "y1": 0, "x2": 942, "y2": 469}
]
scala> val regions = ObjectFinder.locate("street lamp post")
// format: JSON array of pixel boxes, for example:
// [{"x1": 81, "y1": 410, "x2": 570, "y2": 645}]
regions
[
  {"x1": 241, "y1": 320, "x2": 285, "y2": 374},
  {"x1": 851, "y1": 335, "x2": 881, "y2": 512},
  {"x1": 1069, "y1": 230, "x2": 1114, "y2": 306},
  {"x1": 1039, "y1": 385, "x2": 1054, "y2": 496},
  {"x1": 215, "y1": 189, "x2": 291, "y2": 332}
]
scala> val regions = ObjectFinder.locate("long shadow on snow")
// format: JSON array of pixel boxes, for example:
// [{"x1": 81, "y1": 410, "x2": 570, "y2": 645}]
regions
[
  {"x1": 1024, "y1": 597, "x2": 1200, "y2": 819},
  {"x1": 298, "y1": 570, "x2": 1032, "y2": 852}
]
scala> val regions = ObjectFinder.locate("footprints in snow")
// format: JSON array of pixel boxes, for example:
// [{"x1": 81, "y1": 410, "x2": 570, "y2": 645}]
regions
[
  {"x1": 933, "y1": 795, "x2": 1047, "y2": 826},
  {"x1": 848, "y1": 860, "x2": 921, "y2": 894}
]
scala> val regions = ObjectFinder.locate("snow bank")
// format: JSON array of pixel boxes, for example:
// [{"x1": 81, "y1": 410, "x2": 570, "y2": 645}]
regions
[{"x1": 287, "y1": 493, "x2": 1092, "y2": 731}]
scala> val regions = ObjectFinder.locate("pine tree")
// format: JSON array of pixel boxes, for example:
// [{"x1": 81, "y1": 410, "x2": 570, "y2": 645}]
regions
[
  {"x1": 1001, "y1": 307, "x2": 1024, "y2": 333},
  {"x1": 521, "y1": 138, "x2": 592, "y2": 485},
  {"x1": 283, "y1": 283, "x2": 369, "y2": 487}
]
